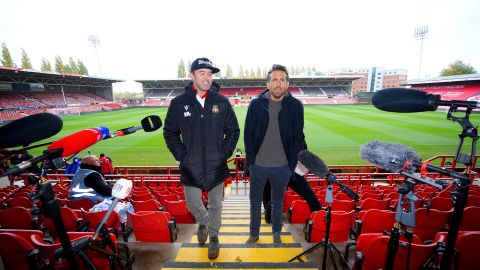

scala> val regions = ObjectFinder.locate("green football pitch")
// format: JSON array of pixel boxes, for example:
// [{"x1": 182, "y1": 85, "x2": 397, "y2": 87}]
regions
[{"x1": 28, "y1": 105, "x2": 480, "y2": 166}]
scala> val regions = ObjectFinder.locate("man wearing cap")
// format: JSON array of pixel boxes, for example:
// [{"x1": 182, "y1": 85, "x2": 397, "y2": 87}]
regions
[{"x1": 164, "y1": 57, "x2": 240, "y2": 259}]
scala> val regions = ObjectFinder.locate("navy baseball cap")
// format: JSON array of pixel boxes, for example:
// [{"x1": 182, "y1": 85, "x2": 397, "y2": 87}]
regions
[{"x1": 190, "y1": 57, "x2": 220, "y2": 74}]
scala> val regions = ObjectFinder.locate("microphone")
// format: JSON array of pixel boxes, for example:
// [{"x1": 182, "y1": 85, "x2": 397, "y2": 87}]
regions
[
  {"x1": 360, "y1": 141, "x2": 447, "y2": 189},
  {"x1": 47, "y1": 127, "x2": 110, "y2": 157},
  {"x1": 108, "y1": 115, "x2": 162, "y2": 138},
  {"x1": 0, "y1": 113, "x2": 63, "y2": 148},
  {"x1": 93, "y1": 178, "x2": 132, "y2": 240},
  {"x1": 359, "y1": 141, "x2": 420, "y2": 173},
  {"x1": 372, "y1": 88, "x2": 480, "y2": 113},
  {"x1": 298, "y1": 150, "x2": 359, "y2": 202},
  {"x1": 1, "y1": 127, "x2": 109, "y2": 177}
]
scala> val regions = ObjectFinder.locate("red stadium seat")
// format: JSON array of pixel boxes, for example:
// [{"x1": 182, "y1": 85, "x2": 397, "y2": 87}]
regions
[
  {"x1": 358, "y1": 198, "x2": 391, "y2": 211},
  {"x1": 127, "y1": 211, "x2": 177, "y2": 242},
  {"x1": 305, "y1": 210, "x2": 355, "y2": 243},
  {"x1": 7, "y1": 196, "x2": 34, "y2": 208},
  {"x1": 287, "y1": 200, "x2": 311, "y2": 224},
  {"x1": 0, "y1": 206, "x2": 37, "y2": 229},
  {"x1": 80, "y1": 209, "x2": 132, "y2": 242},
  {"x1": 330, "y1": 199, "x2": 356, "y2": 212},
  {"x1": 67, "y1": 198, "x2": 95, "y2": 211},
  {"x1": 40, "y1": 207, "x2": 83, "y2": 239},
  {"x1": 131, "y1": 199, "x2": 162, "y2": 212},
  {"x1": 428, "y1": 196, "x2": 453, "y2": 211},
  {"x1": 163, "y1": 200, "x2": 195, "y2": 223},
  {"x1": 460, "y1": 206, "x2": 480, "y2": 231},
  {"x1": 414, "y1": 208, "x2": 450, "y2": 242},
  {"x1": 0, "y1": 232, "x2": 39, "y2": 270},
  {"x1": 355, "y1": 233, "x2": 437, "y2": 270}
]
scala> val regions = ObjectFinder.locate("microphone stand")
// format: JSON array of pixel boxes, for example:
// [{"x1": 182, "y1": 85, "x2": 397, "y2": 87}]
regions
[
  {"x1": 289, "y1": 174, "x2": 358, "y2": 270},
  {"x1": 384, "y1": 179, "x2": 418, "y2": 270},
  {"x1": 416, "y1": 105, "x2": 475, "y2": 269}
]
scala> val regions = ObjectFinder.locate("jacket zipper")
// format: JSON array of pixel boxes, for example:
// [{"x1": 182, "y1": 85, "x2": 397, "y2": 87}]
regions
[{"x1": 200, "y1": 100, "x2": 207, "y2": 191}]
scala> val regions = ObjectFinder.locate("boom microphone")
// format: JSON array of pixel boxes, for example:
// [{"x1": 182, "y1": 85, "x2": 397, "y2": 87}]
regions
[
  {"x1": 372, "y1": 88, "x2": 480, "y2": 113},
  {"x1": 359, "y1": 141, "x2": 420, "y2": 173},
  {"x1": 360, "y1": 141, "x2": 449, "y2": 189},
  {"x1": 298, "y1": 150, "x2": 359, "y2": 202},
  {"x1": 0, "y1": 113, "x2": 63, "y2": 148}
]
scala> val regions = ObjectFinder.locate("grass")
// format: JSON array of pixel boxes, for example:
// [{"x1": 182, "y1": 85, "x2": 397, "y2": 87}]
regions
[{"x1": 26, "y1": 105, "x2": 480, "y2": 166}]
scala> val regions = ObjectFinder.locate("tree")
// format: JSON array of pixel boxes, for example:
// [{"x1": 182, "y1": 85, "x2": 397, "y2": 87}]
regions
[
  {"x1": 186, "y1": 60, "x2": 192, "y2": 74},
  {"x1": 40, "y1": 57, "x2": 52, "y2": 72},
  {"x1": 177, "y1": 59, "x2": 186, "y2": 78},
  {"x1": 68, "y1": 57, "x2": 79, "y2": 74},
  {"x1": 77, "y1": 59, "x2": 88, "y2": 75},
  {"x1": 20, "y1": 48, "x2": 32, "y2": 69},
  {"x1": 54, "y1": 55, "x2": 64, "y2": 73},
  {"x1": 225, "y1": 64, "x2": 233, "y2": 78},
  {"x1": 238, "y1": 65, "x2": 244, "y2": 78},
  {"x1": 1, "y1": 43, "x2": 16, "y2": 67},
  {"x1": 440, "y1": 60, "x2": 477, "y2": 76},
  {"x1": 256, "y1": 67, "x2": 262, "y2": 78},
  {"x1": 248, "y1": 68, "x2": 255, "y2": 78}
]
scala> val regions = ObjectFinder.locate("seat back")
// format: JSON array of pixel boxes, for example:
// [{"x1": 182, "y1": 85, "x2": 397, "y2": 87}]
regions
[
  {"x1": 0, "y1": 206, "x2": 35, "y2": 229},
  {"x1": 360, "y1": 198, "x2": 391, "y2": 211},
  {"x1": 287, "y1": 200, "x2": 310, "y2": 224},
  {"x1": 80, "y1": 209, "x2": 122, "y2": 231},
  {"x1": 309, "y1": 210, "x2": 355, "y2": 242},
  {"x1": 67, "y1": 198, "x2": 95, "y2": 211},
  {"x1": 0, "y1": 232, "x2": 38, "y2": 270},
  {"x1": 163, "y1": 200, "x2": 195, "y2": 223},
  {"x1": 358, "y1": 209, "x2": 395, "y2": 235},
  {"x1": 356, "y1": 233, "x2": 437, "y2": 270},
  {"x1": 428, "y1": 196, "x2": 453, "y2": 211},
  {"x1": 460, "y1": 206, "x2": 480, "y2": 231},
  {"x1": 131, "y1": 199, "x2": 162, "y2": 212},
  {"x1": 330, "y1": 199, "x2": 356, "y2": 212},
  {"x1": 127, "y1": 211, "x2": 173, "y2": 242},
  {"x1": 31, "y1": 231, "x2": 114, "y2": 269},
  {"x1": 7, "y1": 196, "x2": 34, "y2": 208},
  {"x1": 41, "y1": 207, "x2": 81, "y2": 239},
  {"x1": 414, "y1": 208, "x2": 449, "y2": 242}
]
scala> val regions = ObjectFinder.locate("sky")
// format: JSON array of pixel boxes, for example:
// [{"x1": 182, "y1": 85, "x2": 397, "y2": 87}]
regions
[{"x1": 1, "y1": 0, "x2": 479, "y2": 81}]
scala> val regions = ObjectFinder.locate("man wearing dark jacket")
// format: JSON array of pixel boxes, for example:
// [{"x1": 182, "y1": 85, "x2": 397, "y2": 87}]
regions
[
  {"x1": 244, "y1": 64, "x2": 304, "y2": 244},
  {"x1": 163, "y1": 57, "x2": 240, "y2": 260}
]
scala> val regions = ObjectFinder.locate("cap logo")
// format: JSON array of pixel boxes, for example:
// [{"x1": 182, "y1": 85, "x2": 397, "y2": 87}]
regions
[{"x1": 197, "y1": 59, "x2": 214, "y2": 67}]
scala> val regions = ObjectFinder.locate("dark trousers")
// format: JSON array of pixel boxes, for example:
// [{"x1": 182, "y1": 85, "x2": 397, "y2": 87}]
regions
[{"x1": 263, "y1": 173, "x2": 321, "y2": 221}]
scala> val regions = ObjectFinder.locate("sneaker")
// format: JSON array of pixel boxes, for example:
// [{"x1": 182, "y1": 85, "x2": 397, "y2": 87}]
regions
[
  {"x1": 197, "y1": 224, "x2": 208, "y2": 245},
  {"x1": 245, "y1": 235, "x2": 259, "y2": 244},
  {"x1": 208, "y1": 236, "x2": 220, "y2": 260},
  {"x1": 273, "y1": 232, "x2": 282, "y2": 244}
]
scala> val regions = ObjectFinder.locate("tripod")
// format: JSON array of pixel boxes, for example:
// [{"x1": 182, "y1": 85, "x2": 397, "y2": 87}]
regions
[
  {"x1": 289, "y1": 174, "x2": 359, "y2": 269},
  {"x1": 384, "y1": 179, "x2": 419, "y2": 270}
]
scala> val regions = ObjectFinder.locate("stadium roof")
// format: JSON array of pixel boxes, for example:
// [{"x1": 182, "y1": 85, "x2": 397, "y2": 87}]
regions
[
  {"x1": 139, "y1": 76, "x2": 362, "y2": 90},
  {"x1": 1, "y1": 67, "x2": 361, "y2": 90},
  {"x1": 0, "y1": 67, "x2": 121, "y2": 88},
  {"x1": 404, "y1": 73, "x2": 480, "y2": 85}
]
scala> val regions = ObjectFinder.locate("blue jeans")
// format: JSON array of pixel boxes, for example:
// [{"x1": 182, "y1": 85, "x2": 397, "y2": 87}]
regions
[{"x1": 249, "y1": 164, "x2": 291, "y2": 236}]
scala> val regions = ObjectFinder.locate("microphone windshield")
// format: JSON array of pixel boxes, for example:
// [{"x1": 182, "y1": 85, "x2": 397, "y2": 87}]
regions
[
  {"x1": 0, "y1": 113, "x2": 63, "y2": 148},
  {"x1": 141, "y1": 115, "x2": 162, "y2": 132},
  {"x1": 297, "y1": 150, "x2": 330, "y2": 177},
  {"x1": 372, "y1": 88, "x2": 441, "y2": 113},
  {"x1": 360, "y1": 141, "x2": 420, "y2": 172},
  {"x1": 48, "y1": 127, "x2": 109, "y2": 157}
]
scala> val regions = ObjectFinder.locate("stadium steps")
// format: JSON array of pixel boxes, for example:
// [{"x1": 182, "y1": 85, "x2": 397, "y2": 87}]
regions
[{"x1": 161, "y1": 197, "x2": 317, "y2": 270}]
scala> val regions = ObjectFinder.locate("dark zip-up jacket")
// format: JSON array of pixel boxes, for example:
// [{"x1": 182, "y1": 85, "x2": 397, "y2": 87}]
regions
[
  {"x1": 163, "y1": 82, "x2": 240, "y2": 191},
  {"x1": 244, "y1": 90, "x2": 304, "y2": 173}
]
